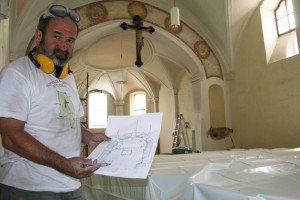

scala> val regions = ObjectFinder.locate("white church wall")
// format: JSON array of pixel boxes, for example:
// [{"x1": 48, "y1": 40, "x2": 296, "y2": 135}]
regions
[{"x1": 231, "y1": 3, "x2": 300, "y2": 149}]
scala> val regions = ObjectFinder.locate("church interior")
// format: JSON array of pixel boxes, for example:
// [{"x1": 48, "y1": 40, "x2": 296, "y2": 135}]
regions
[{"x1": 1, "y1": 0, "x2": 300, "y2": 199}]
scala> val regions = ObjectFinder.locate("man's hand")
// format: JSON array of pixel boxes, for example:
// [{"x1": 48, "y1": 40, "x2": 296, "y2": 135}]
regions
[
  {"x1": 62, "y1": 157, "x2": 100, "y2": 179},
  {"x1": 87, "y1": 133, "x2": 111, "y2": 149},
  {"x1": 81, "y1": 125, "x2": 111, "y2": 149}
]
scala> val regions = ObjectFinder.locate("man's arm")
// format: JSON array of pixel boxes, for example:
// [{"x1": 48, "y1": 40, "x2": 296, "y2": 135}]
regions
[{"x1": 0, "y1": 117, "x2": 98, "y2": 178}]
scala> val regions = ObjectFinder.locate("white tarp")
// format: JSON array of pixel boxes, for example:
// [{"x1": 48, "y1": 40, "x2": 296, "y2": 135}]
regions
[{"x1": 82, "y1": 148, "x2": 300, "y2": 200}]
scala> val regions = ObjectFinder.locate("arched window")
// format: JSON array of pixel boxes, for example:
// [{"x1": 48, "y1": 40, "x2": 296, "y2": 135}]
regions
[
  {"x1": 130, "y1": 92, "x2": 147, "y2": 116},
  {"x1": 275, "y1": 0, "x2": 295, "y2": 35},
  {"x1": 88, "y1": 91, "x2": 107, "y2": 128}
]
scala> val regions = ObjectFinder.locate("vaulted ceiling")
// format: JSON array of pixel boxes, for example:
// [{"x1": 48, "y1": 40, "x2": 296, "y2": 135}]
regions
[{"x1": 9, "y1": 0, "x2": 262, "y2": 100}]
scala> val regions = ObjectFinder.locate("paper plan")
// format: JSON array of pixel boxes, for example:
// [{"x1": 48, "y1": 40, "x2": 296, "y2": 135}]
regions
[{"x1": 88, "y1": 112, "x2": 163, "y2": 179}]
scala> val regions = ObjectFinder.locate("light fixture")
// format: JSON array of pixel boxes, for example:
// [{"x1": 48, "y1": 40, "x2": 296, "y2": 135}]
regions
[{"x1": 170, "y1": 0, "x2": 180, "y2": 29}]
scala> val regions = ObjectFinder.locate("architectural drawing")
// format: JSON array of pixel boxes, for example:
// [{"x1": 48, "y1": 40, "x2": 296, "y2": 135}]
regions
[{"x1": 88, "y1": 113, "x2": 163, "y2": 178}]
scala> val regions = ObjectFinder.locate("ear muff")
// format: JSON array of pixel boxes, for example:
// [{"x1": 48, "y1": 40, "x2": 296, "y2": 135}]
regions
[
  {"x1": 28, "y1": 49, "x2": 69, "y2": 79},
  {"x1": 55, "y1": 64, "x2": 69, "y2": 79},
  {"x1": 36, "y1": 54, "x2": 55, "y2": 74}
]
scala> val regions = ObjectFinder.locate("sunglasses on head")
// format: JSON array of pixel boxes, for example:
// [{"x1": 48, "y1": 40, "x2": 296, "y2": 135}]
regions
[{"x1": 43, "y1": 5, "x2": 80, "y2": 24}]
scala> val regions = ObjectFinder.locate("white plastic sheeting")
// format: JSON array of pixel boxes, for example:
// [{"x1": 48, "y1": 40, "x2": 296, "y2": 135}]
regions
[{"x1": 82, "y1": 148, "x2": 300, "y2": 200}]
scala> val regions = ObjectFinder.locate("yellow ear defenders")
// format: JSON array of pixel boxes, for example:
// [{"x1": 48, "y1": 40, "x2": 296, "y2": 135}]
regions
[{"x1": 28, "y1": 48, "x2": 70, "y2": 79}]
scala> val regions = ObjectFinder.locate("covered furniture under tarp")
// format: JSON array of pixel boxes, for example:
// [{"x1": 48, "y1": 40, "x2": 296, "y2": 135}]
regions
[{"x1": 82, "y1": 148, "x2": 300, "y2": 200}]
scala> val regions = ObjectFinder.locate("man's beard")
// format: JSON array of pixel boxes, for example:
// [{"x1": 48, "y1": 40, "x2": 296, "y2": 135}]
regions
[
  {"x1": 39, "y1": 44, "x2": 72, "y2": 66},
  {"x1": 50, "y1": 48, "x2": 70, "y2": 66}
]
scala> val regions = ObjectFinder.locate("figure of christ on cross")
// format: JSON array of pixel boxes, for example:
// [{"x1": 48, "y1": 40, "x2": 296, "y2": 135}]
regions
[{"x1": 120, "y1": 15, "x2": 155, "y2": 67}]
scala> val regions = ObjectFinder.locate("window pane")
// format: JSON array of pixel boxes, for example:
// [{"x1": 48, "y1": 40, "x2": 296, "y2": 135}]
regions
[
  {"x1": 288, "y1": 13, "x2": 296, "y2": 29},
  {"x1": 133, "y1": 93, "x2": 146, "y2": 115},
  {"x1": 134, "y1": 94, "x2": 146, "y2": 109},
  {"x1": 88, "y1": 92, "x2": 107, "y2": 128},
  {"x1": 287, "y1": 0, "x2": 294, "y2": 14},
  {"x1": 276, "y1": 1, "x2": 287, "y2": 20},
  {"x1": 277, "y1": 17, "x2": 289, "y2": 34}
]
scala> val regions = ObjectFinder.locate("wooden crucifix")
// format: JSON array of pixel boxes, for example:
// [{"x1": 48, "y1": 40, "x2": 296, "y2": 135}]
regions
[{"x1": 120, "y1": 15, "x2": 155, "y2": 67}]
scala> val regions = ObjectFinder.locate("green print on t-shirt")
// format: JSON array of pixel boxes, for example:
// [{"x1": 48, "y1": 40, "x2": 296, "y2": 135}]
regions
[{"x1": 58, "y1": 91, "x2": 75, "y2": 128}]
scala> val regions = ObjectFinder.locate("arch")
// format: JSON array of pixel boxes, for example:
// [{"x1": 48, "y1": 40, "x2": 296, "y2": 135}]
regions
[{"x1": 22, "y1": 0, "x2": 222, "y2": 79}]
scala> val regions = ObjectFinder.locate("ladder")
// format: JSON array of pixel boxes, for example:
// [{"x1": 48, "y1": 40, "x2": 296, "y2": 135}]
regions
[{"x1": 172, "y1": 114, "x2": 191, "y2": 148}]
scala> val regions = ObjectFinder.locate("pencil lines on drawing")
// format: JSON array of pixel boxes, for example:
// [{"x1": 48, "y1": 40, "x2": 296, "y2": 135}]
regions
[
  {"x1": 91, "y1": 120, "x2": 158, "y2": 172},
  {"x1": 88, "y1": 113, "x2": 163, "y2": 178}
]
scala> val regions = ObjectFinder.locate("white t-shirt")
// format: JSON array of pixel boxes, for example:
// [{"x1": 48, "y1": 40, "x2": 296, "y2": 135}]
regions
[{"x1": 0, "y1": 56, "x2": 84, "y2": 192}]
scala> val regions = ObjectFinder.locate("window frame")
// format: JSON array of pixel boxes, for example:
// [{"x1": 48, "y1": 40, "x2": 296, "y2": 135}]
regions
[{"x1": 275, "y1": 0, "x2": 296, "y2": 36}]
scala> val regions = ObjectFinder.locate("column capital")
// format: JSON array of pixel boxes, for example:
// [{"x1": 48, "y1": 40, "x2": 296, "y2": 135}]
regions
[
  {"x1": 152, "y1": 97, "x2": 159, "y2": 103},
  {"x1": 224, "y1": 72, "x2": 235, "y2": 80},
  {"x1": 114, "y1": 100, "x2": 125, "y2": 106},
  {"x1": 189, "y1": 72, "x2": 203, "y2": 84},
  {"x1": 172, "y1": 88, "x2": 179, "y2": 95}
]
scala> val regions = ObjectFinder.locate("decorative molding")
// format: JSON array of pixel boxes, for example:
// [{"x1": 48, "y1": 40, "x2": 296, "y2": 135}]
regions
[
  {"x1": 194, "y1": 40, "x2": 210, "y2": 59},
  {"x1": 86, "y1": 2, "x2": 108, "y2": 24},
  {"x1": 128, "y1": 1, "x2": 147, "y2": 19}
]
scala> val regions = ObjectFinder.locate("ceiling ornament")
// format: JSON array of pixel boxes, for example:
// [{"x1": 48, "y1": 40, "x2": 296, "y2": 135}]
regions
[
  {"x1": 120, "y1": 15, "x2": 155, "y2": 68},
  {"x1": 128, "y1": 1, "x2": 147, "y2": 19},
  {"x1": 194, "y1": 41, "x2": 210, "y2": 59},
  {"x1": 86, "y1": 2, "x2": 107, "y2": 24}
]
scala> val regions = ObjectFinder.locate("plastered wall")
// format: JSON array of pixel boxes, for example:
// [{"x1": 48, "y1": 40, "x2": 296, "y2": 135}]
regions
[{"x1": 230, "y1": 4, "x2": 300, "y2": 149}]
